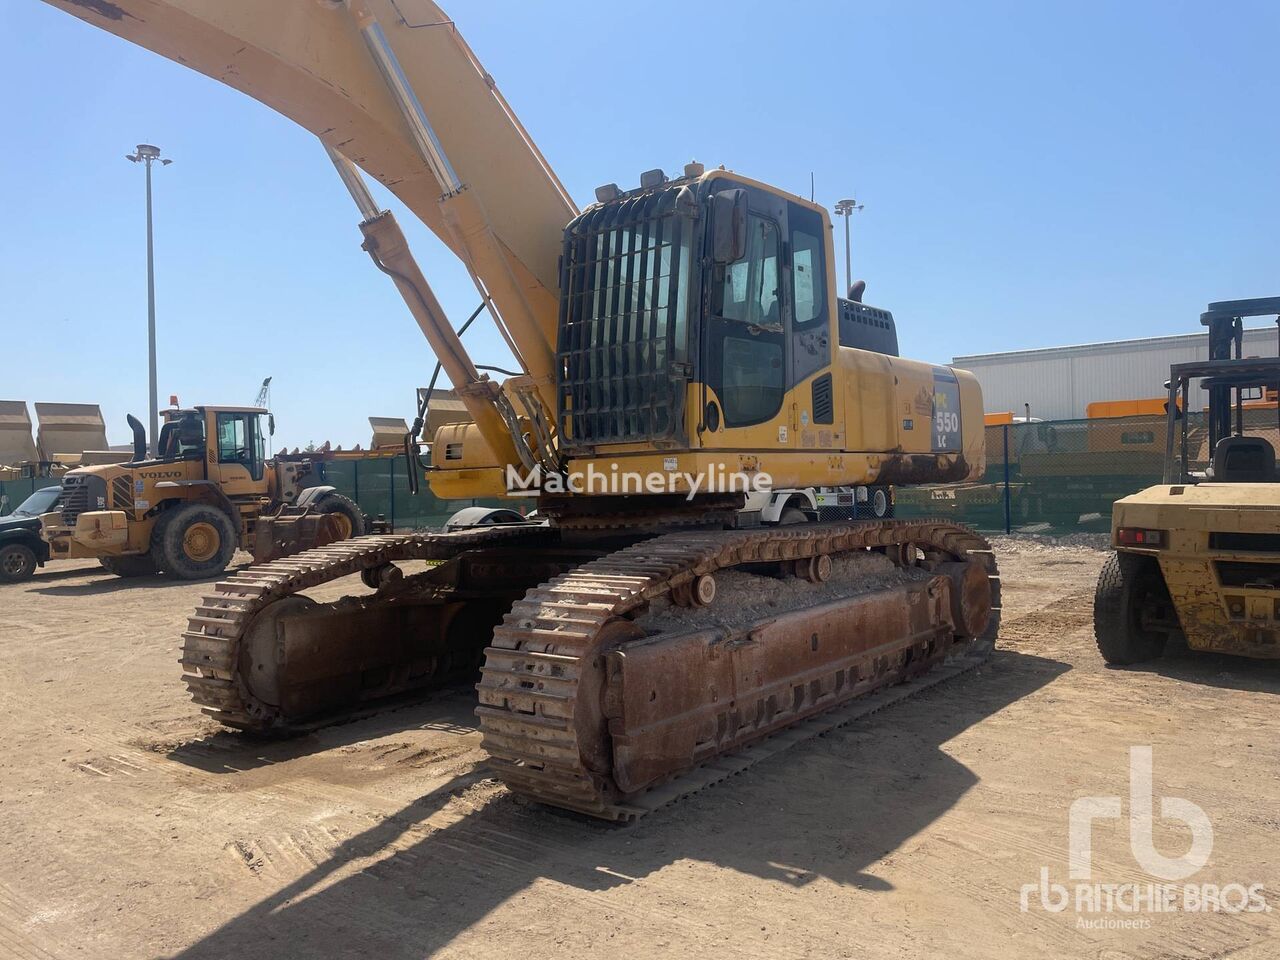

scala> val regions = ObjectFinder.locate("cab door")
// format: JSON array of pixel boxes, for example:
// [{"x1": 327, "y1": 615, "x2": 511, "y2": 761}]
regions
[
  {"x1": 206, "y1": 410, "x2": 267, "y2": 498},
  {"x1": 699, "y1": 181, "x2": 792, "y2": 452}
]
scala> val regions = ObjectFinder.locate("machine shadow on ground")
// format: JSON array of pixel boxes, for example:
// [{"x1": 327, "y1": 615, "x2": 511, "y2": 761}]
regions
[
  {"x1": 168, "y1": 649, "x2": 1070, "y2": 960},
  {"x1": 1122, "y1": 635, "x2": 1280, "y2": 695},
  {"x1": 28, "y1": 573, "x2": 221, "y2": 597},
  {"x1": 24, "y1": 556, "x2": 260, "y2": 596},
  {"x1": 164, "y1": 686, "x2": 484, "y2": 773},
  {"x1": 21, "y1": 566, "x2": 124, "y2": 584}
]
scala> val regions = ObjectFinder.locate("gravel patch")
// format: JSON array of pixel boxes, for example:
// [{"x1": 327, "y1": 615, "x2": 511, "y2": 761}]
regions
[{"x1": 638, "y1": 551, "x2": 933, "y2": 634}]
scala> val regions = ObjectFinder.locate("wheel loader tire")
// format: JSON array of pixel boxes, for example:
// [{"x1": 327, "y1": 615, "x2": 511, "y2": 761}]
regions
[
  {"x1": 0, "y1": 543, "x2": 37, "y2": 583},
  {"x1": 1093, "y1": 553, "x2": 1168, "y2": 665},
  {"x1": 99, "y1": 555, "x2": 157, "y2": 578},
  {"x1": 154, "y1": 504, "x2": 237, "y2": 581},
  {"x1": 312, "y1": 492, "x2": 368, "y2": 540}
]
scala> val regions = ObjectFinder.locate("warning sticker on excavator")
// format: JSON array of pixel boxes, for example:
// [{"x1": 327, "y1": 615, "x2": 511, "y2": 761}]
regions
[{"x1": 932, "y1": 367, "x2": 962, "y2": 452}]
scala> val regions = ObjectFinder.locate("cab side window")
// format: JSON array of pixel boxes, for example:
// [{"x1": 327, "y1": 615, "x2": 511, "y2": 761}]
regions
[
  {"x1": 216, "y1": 413, "x2": 264, "y2": 480},
  {"x1": 717, "y1": 215, "x2": 781, "y2": 330},
  {"x1": 790, "y1": 224, "x2": 824, "y2": 328},
  {"x1": 787, "y1": 202, "x2": 831, "y2": 385},
  {"x1": 709, "y1": 207, "x2": 786, "y2": 427},
  {"x1": 216, "y1": 413, "x2": 247, "y2": 464}
]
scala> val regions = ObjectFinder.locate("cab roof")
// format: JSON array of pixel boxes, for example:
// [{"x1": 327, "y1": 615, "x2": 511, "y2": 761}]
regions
[{"x1": 167, "y1": 405, "x2": 268, "y2": 416}]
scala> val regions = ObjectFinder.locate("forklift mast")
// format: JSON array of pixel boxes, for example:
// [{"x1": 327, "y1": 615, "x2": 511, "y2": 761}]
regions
[{"x1": 1199, "y1": 297, "x2": 1280, "y2": 449}]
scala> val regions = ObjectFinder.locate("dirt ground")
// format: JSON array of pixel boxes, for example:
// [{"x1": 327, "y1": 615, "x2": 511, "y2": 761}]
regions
[{"x1": 1, "y1": 538, "x2": 1276, "y2": 960}]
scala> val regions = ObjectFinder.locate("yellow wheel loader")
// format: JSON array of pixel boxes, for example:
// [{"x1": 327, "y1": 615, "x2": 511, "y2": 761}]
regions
[
  {"x1": 43, "y1": 0, "x2": 999, "y2": 820},
  {"x1": 1095, "y1": 298, "x2": 1280, "y2": 664},
  {"x1": 41, "y1": 405, "x2": 366, "y2": 580}
]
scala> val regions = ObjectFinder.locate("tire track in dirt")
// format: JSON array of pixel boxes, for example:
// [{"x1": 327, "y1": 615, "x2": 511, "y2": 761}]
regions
[
  {"x1": 997, "y1": 591, "x2": 1094, "y2": 643},
  {"x1": 0, "y1": 881, "x2": 71, "y2": 960}
]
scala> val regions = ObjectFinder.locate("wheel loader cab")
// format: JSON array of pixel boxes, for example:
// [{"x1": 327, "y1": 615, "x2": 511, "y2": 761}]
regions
[{"x1": 203, "y1": 407, "x2": 269, "y2": 497}]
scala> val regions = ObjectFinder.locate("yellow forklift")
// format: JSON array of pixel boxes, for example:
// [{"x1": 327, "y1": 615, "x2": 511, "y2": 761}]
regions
[{"x1": 1095, "y1": 297, "x2": 1280, "y2": 662}]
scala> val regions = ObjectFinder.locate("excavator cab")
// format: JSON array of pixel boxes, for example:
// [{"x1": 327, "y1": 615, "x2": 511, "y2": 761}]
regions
[{"x1": 558, "y1": 172, "x2": 826, "y2": 453}]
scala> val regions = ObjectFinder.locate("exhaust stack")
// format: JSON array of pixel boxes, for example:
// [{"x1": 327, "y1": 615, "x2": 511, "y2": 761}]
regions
[{"x1": 126, "y1": 415, "x2": 147, "y2": 462}]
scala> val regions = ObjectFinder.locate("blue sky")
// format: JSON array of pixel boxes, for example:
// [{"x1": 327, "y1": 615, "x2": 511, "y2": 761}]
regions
[{"x1": 3, "y1": 1, "x2": 1277, "y2": 450}]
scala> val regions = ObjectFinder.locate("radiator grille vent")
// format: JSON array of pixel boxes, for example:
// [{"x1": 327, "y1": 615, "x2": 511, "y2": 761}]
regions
[
  {"x1": 811, "y1": 373, "x2": 834, "y2": 425},
  {"x1": 112, "y1": 476, "x2": 133, "y2": 511},
  {"x1": 60, "y1": 476, "x2": 90, "y2": 526}
]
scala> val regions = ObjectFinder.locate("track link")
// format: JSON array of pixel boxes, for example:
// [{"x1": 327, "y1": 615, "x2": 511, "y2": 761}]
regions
[
  {"x1": 180, "y1": 525, "x2": 555, "y2": 731},
  {"x1": 476, "y1": 520, "x2": 999, "y2": 820}
]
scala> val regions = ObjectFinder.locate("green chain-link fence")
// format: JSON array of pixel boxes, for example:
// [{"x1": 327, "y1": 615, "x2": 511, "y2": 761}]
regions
[
  {"x1": 0, "y1": 454, "x2": 527, "y2": 527},
  {"x1": 894, "y1": 409, "x2": 1253, "y2": 534},
  {"x1": 11, "y1": 410, "x2": 1268, "y2": 534},
  {"x1": 305, "y1": 454, "x2": 528, "y2": 530}
]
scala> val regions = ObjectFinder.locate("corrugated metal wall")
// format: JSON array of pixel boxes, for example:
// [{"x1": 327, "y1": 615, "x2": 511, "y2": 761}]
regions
[{"x1": 955, "y1": 326, "x2": 1279, "y2": 419}]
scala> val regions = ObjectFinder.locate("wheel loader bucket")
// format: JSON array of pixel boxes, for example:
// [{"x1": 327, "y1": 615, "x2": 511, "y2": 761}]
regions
[{"x1": 252, "y1": 509, "x2": 345, "y2": 564}]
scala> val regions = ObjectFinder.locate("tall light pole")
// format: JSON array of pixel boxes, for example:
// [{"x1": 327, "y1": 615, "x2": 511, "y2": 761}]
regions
[
  {"x1": 833, "y1": 197, "x2": 864, "y2": 298},
  {"x1": 126, "y1": 144, "x2": 172, "y2": 456}
]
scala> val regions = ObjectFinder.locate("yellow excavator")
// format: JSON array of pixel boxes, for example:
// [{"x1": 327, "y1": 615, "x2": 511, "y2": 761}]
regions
[{"x1": 44, "y1": 0, "x2": 1000, "y2": 820}]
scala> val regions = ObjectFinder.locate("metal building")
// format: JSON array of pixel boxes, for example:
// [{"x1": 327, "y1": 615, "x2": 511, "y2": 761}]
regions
[{"x1": 954, "y1": 325, "x2": 1280, "y2": 420}]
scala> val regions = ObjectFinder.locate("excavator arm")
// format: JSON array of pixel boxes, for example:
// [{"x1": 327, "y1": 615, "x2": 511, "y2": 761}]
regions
[{"x1": 45, "y1": 0, "x2": 575, "y2": 432}]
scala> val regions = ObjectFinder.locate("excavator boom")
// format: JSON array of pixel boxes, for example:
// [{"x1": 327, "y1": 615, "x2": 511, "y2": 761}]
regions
[{"x1": 46, "y1": 0, "x2": 574, "y2": 395}]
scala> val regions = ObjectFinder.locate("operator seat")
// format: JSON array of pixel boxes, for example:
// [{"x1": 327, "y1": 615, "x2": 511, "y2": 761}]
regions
[
  {"x1": 174, "y1": 414, "x2": 205, "y2": 457},
  {"x1": 1209, "y1": 436, "x2": 1276, "y2": 482}
]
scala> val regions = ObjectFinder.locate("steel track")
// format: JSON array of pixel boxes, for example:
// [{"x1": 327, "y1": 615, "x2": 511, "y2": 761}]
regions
[
  {"x1": 476, "y1": 520, "x2": 1000, "y2": 820},
  {"x1": 180, "y1": 525, "x2": 556, "y2": 730}
]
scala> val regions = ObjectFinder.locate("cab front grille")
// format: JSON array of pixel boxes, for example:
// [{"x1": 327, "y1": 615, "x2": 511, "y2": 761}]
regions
[
  {"x1": 60, "y1": 475, "x2": 106, "y2": 526},
  {"x1": 61, "y1": 479, "x2": 89, "y2": 526},
  {"x1": 558, "y1": 187, "x2": 694, "y2": 449}
]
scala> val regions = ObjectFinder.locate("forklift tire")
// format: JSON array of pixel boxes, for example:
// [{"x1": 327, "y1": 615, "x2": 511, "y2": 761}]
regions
[
  {"x1": 870, "y1": 487, "x2": 894, "y2": 519},
  {"x1": 1093, "y1": 553, "x2": 1169, "y2": 665},
  {"x1": 0, "y1": 543, "x2": 38, "y2": 583},
  {"x1": 99, "y1": 555, "x2": 158, "y2": 578},
  {"x1": 312, "y1": 492, "x2": 369, "y2": 540},
  {"x1": 154, "y1": 504, "x2": 238, "y2": 580},
  {"x1": 778, "y1": 507, "x2": 810, "y2": 525}
]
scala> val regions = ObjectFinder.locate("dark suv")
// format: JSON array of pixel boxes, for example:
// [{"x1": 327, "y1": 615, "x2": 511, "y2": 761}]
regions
[{"x1": 0, "y1": 486, "x2": 61, "y2": 583}]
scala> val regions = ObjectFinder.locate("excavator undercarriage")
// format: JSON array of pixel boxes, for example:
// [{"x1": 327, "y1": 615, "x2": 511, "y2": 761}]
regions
[{"x1": 182, "y1": 519, "x2": 999, "y2": 819}]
